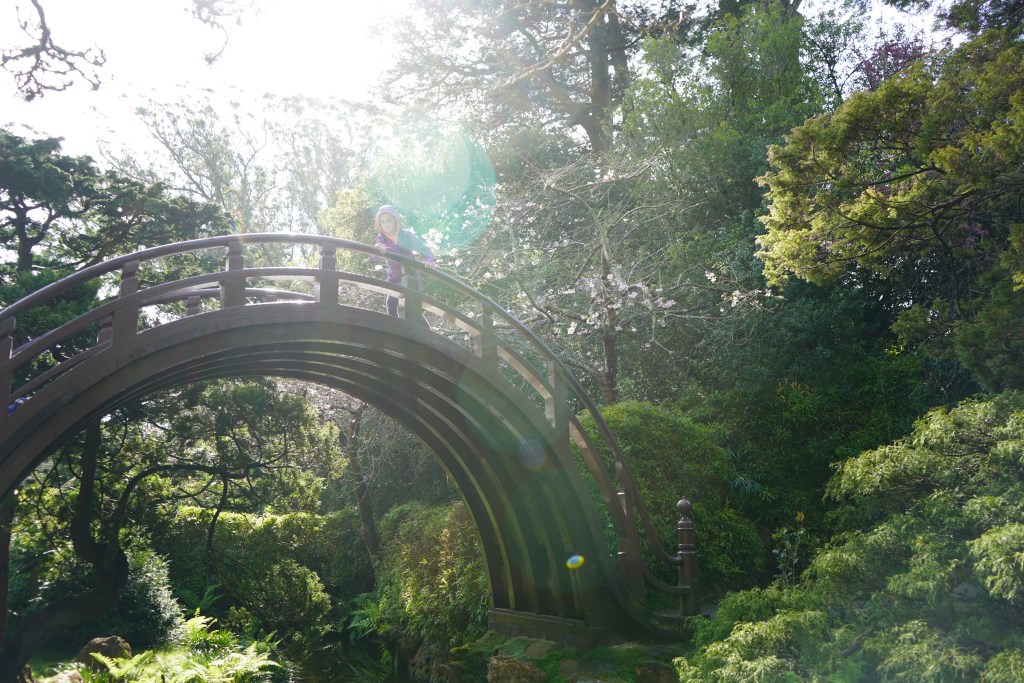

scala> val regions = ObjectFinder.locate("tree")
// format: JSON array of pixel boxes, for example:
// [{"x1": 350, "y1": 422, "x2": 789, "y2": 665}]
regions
[
  {"x1": 882, "y1": 0, "x2": 1024, "y2": 34},
  {"x1": 1, "y1": 129, "x2": 227, "y2": 279},
  {"x1": 116, "y1": 94, "x2": 369, "y2": 235},
  {"x1": 387, "y1": 0, "x2": 635, "y2": 156},
  {"x1": 0, "y1": 379, "x2": 342, "y2": 676},
  {"x1": 376, "y1": 0, "x2": 685, "y2": 402},
  {"x1": 0, "y1": 128, "x2": 228, "y2": 674},
  {"x1": 675, "y1": 391, "x2": 1024, "y2": 681},
  {"x1": 612, "y1": 1, "x2": 839, "y2": 396},
  {"x1": 757, "y1": 27, "x2": 1024, "y2": 390}
]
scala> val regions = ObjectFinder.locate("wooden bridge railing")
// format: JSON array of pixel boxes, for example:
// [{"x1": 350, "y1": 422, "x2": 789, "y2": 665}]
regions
[{"x1": 0, "y1": 233, "x2": 698, "y2": 617}]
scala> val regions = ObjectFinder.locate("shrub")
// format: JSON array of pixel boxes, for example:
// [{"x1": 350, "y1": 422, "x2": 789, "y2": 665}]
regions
[
  {"x1": 577, "y1": 401, "x2": 765, "y2": 595},
  {"x1": 156, "y1": 506, "x2": 373, "y2": 635},
  {"x1": 235, "y1": 558, "x2": 332, "y2": 637},
  {"x1": 90, "y1": 614, "x2": 289, "y2": 682},
  {"x1": 370, "y1": 500, "x2": 490, "y2": 650},
  {"x1": 675, "y1": 391, "x2": 1024, "y2": 680},
  {"x1": 113, "y1": 547, "x2": 186, "y2": 647},
  {"x1": 10, "y1": 539, "x2": 183, "y2": 649}
]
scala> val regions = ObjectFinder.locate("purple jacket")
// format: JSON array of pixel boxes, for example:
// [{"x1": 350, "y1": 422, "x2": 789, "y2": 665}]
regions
[{"x1": 375, "y1": 207, "x2": 435, "y2": 283}]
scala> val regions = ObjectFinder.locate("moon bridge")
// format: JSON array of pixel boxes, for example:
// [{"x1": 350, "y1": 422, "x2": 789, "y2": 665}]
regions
[{"x1": 0, "y1": 233, "x2": 698, "y2": 642}]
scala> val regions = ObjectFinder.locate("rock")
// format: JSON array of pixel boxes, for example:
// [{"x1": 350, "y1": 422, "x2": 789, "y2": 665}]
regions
[
  {"x1": 399, "y1": 632, "x2": 422, "y2": 664},
  {"x1": 432, "y1": 658, "x2": 464, "y2": 683},
  {"x1": 487, "y1": 655, "x2": 545, "y2": 682},
  {"x1": 636, "y1": 662, "x2": 678, "y2": 683},
  {"x1": 46, "y1": 672, "x2": 84, "y2": 683},
  {"x1": 410, "y1": 644, "x2": 436, "y2": 677},
  {"x1": 524, "y1": 639, "x2": 558, "y2": 659},
  {"x1": 15, "y1": 666, "x2": 34, "y2": 683},
  {"x1": 75, "y1": 636, "x2": 131, "y2": 671},
  {"x1": 558, "y1": 659, "x2": 580, "y2": 676}
]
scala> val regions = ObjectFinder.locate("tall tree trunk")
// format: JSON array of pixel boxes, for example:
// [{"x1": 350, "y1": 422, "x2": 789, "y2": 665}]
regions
[
  {"x1": 600, "y1": 250, "x2": 620, "y2": 404},
  {"x1": 342, "y1": 403, "x2": 378, "y2": 563},
  {"x1": 584, "y1": 0, "x2": 613, "y2": 156},
  {"x1": 0, "y1": 424, "x2": 130, "y2": 682}
]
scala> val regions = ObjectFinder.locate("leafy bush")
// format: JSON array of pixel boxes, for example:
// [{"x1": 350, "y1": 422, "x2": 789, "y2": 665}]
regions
[
  {"x1": 156, "y1": 507, "x2": 373, "y2": 636},
  {"x1": 675, "y1": 391, "x2": 1024, "y2": 681},
  {"x1": 577, "y1": 401, "x2": 765, "y2": 595},
  {"x1": 369, "y1": 500, "x2": 490, "y2": 650},
  {"x1": 235, "y1": 558, "x2": 332, "y2": 637},
  {"x1": 113, "y1": 547, "x2": 186, "y2": 647},
  {"x1": 87, "y1": 614, "x2": 289, "y2": 682},
  {"x1": 9, "y1": 539, "x2": 183, "y2": 649}
]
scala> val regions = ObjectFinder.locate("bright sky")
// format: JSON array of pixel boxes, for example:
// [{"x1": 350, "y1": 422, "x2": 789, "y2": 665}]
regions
[{"x1": 1, "y1": 0, "x2": 411, "y2": 156}]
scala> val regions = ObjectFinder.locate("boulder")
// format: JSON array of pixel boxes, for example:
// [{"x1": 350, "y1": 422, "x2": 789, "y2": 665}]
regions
[
  {"x1": 523, "y1": 639, "x2": 558, "y2": 659},
  {"x1": 75, "y1": 636, "x2": 131, "y2": 671},
  {"x1": 636, "y1": 662, "x2": 678, "y2": 683},
  {"x1": 46, "y1": 672, "x2": 84, "y2": 683},
  {"x1": 487, "y1": 655, "x2": 544, "y2": 682},
  {"x1": 399, "y1": 633, "x2": 423, "y2": 664}
]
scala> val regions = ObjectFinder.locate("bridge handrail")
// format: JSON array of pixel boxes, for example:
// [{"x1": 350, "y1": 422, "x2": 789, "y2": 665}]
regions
[{"x1": 0, "y1": 232, "x2": 693, "y2": 613}]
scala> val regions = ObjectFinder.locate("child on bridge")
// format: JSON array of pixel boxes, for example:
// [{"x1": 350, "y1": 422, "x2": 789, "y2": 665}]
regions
[{"x1": 374, "y1": 204, "x2": 435, "y2": 327}]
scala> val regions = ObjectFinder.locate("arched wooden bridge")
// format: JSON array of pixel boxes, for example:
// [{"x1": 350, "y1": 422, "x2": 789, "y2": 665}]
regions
[{"x1": 0, "y1": 234, "x2": 697, "y2": 643}]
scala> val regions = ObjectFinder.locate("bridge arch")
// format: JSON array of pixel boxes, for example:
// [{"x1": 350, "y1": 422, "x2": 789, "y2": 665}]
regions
[{"x1": 0, "y1": 234, "x2": 695, "y2": 642}]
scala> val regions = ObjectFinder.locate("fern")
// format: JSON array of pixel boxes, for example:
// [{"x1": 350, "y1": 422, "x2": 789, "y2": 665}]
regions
[{"x1": 90, "y1": 650, "x2": 155, "y2": 679}]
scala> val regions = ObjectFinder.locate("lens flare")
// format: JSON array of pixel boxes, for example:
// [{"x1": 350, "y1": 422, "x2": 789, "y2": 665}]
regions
[
  {"x1": 517, "y1": 438, "x2": 545, "y2": 471},
  {"x1": 370, "y1": 122, "x2": 495, "y2": 250},
  {"x1": 566, "y1": 554, "x2": 585, "y2": 570}
]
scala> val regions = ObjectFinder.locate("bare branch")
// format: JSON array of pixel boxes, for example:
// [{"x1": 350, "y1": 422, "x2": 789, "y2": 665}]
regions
[
  {"x1": 189, "y1": 0, "x2": 259, "y2": 64},
  {"x1": 1, "y1": 0, "x2": 106, "y2": 101}
]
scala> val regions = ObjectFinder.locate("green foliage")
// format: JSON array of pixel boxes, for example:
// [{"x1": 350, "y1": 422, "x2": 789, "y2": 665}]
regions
[
  {"x1": 865, "y1": 620, "x2": 984, "y2": 681},
  {"x1": 176, "y1": 614, "x2": 237, "y2": 651},
  {"x1": 157, "y1": 507, "x2": 372, "y2": 643},
  {"x1": 758, "y1": 28, "x2": 1024, "y2": 388},
  {"x1": 981, "y1": 648, "x2": 1024, "y2": 682},
  {"x1": 772, "y1": 515, "x2": 808, "y2": 587},
  {"x1": 8, "y1": 539, "x2": 184, "y2": 648},
  {"x1": 85, "y1": 614, "x2": 288, "y2": 683},
  {"x1": 113, "y1": 547, "x2": 187, "y2": 647},
  {"x1": 370, "y1": 500, "x2": 490, "y2": 650},
  {"x1": 970, "y1": 523, "x2": 1024, "y2": 605},
  {"x1": 89, "y1": 651, "x2": 156, "y2": 679},
  {"x1": 677, "y1": 391, "x2": 1024, "y2": 680},
  {"x1": 577, "y1": 401, "x2": 764, "y2": 595},
  {"x1": 954, "y1": 271, "x2": 1024, "y2": 392},
  {"x1": 678, "y1": 281, "x2": 933, "y2": 532},
  {"x1": 0, "y1": 128, "x2": 227, "y2": 277},
  {"x1": 238, "y1": 558, "x2": 332, "y2": 637}
]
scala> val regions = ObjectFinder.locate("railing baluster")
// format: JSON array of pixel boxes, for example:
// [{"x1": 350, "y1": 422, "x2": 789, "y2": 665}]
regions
[
  {"x1": 677, "y1": 498, "x2": 700, "y2": 616},
  {"x1": 97, "y1": 316, "x2": 113, "y2": 345},
  {"x1": 112, "y1": 260, "x2": 139, "y2": 341},
  {"x1": 618, "y1": 491, "x2": 644, "y2": 598},
  {"x1": 403, "y1": 273, "x2": 423, "y2": 323},
  {"x1": 187, "y1": 295, "x2": 201, "y2": 316},
  {"x1": 0, "y1": 316, "x2": 14, "y2": 415},
  {"x1": 546, "y1": 361, "x2": 568, "y2": 440},
  {"x1": 474, "y1": 304, "x2": 499, "y2": 366},
  {"x1": 317, "y1": 244, "x2": 339, "y2": 306},
  {"x1": 221, "y1": 238, "x2": 244, "y2": 308}
]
